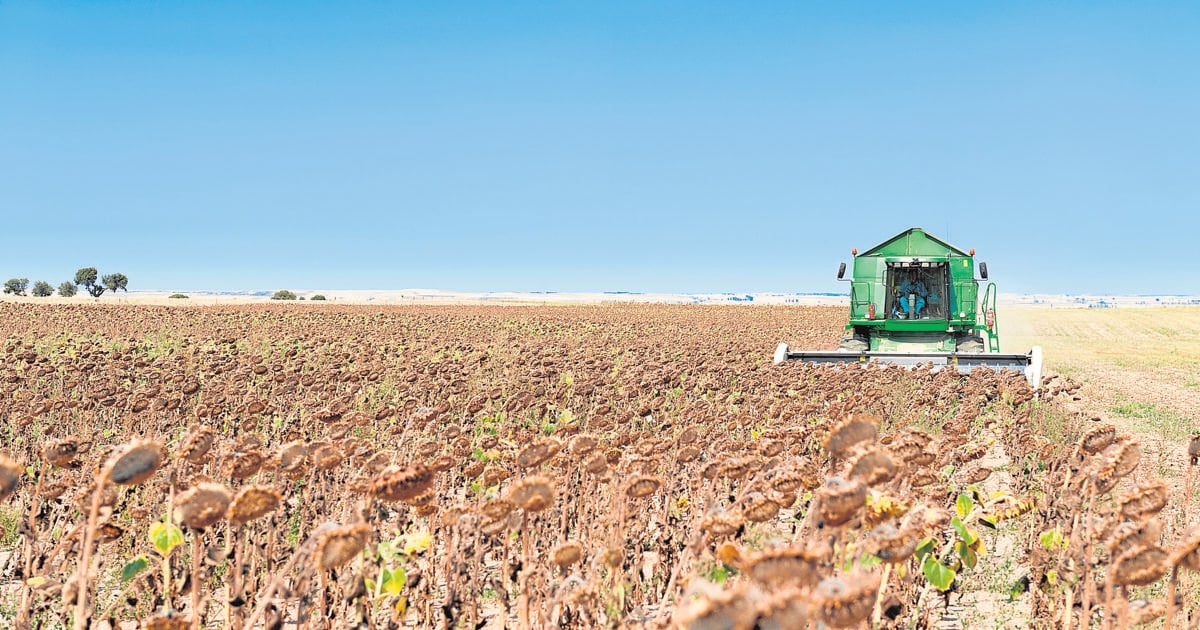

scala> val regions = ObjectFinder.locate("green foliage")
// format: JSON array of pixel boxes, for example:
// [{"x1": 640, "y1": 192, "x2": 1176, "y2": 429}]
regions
[
  {"x1": 31, "y1": 281, "x2": 53, "y2": 297},
  {"x1": 922, "y1": 555, "x2": 956, "y2": 591},
  {"x1": 700, "y1": 561, "x2": 735, "y2": 584},
  {"x1": 120, "y1": 556, "x2": 150, "y2": 584},
  {"x1": 74, "y1": 267, "x2": 102, "y2": 297},
  {"x1": 74, "y1": 267, "x2": 98, "y2": 287},
  {"x1": 149, "y1": 519, "x2": 183, "y2": 556},
  {"x1": 379, "y1": 566, "x2": 406, "y2": 596},
  {"x1": 169, "y1": 294, "x2": 189, "y2": 299},
  {"x1": 75, "y1": 267, "x2": 125, "y2": 297},
  {"x1": 57, "y1": 282, "x2": 77, "y2": 297},
  {"x1": 310, "y1": 294, "x2": 327, "y2": 301},
  {"x1": 955, "y1": 493, "x2": 974, "y2": 519},
  {"x1": 272, "y1": 290, "x2": 298, "y2": 300},
  {"x1": 0, "y1": 505, "x2": 19, "y2": 547},
  {"x1": 3, "y1": 278, "x2": 29, "y2": 296},
  {"x1": 1109, "y1": 396, "x2": 1193, "y2": 441},
  {"x1": 102, "y1": 273, "x2": 129, "y2": 293},
  {"x1": 1039, "y1": 528, "x2": 1066, "y2": 551}
]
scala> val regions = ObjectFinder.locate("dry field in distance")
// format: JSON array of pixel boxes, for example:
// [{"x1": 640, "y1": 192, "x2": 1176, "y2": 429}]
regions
[{"x1": 0, "y1": 302, "x2": 1197, "y2": 629}]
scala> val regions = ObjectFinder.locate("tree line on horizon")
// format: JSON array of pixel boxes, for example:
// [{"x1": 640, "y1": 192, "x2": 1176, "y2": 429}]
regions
[{"x1": 3, "y1": 267, "x2": 128, "y2": 298}]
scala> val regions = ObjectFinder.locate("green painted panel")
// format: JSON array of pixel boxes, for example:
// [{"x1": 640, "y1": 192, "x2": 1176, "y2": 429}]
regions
[
  {"x1": 870, "y1": 331, "x2": 955, "y2": 353},
  {"x1": 859, "y1": 228, "x2": 968, "y2": 258},
  {"x1": 882, "y1": 320, "x2": 949, "y2": 332}
]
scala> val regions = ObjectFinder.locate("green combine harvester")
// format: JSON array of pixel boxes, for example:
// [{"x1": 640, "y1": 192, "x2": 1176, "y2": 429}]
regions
[{"x1": 774, "y1": 227, "x2": 1042, "y2": 387}]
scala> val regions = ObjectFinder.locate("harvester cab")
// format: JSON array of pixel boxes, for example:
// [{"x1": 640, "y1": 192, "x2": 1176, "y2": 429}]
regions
[{"x1": 774, "y1": 227, "x2": 1042, "y2": 388}]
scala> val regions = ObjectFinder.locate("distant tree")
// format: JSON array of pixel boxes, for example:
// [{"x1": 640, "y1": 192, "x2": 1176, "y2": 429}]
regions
[
  {"x1": 102, "y1": 273, "x2": 129, "y2": 294},
  {"x1": 58, "y1": 282, "x2": 78, "y2": 297},
  {"x1": 4, "y1": 278, "x2": 29, "y2": 296},
  {"x1": 310, "y1": 294, "x2": 327, "y2": 301},
  {"x1": 74, "y1": 268, "x2": 129, "y2": 297},
  {"x1": 75, "y1": 267, "x2": 104, "y2": 297},
  {"x1": 31, "y1": 281, "x2": 54, "y2": 297},
  {"x1": 272, "y1": 290, "x2": 297, "y2": 300},
  {"x1": 169, "y1": 294, "x2": 189, "y2": 299}
]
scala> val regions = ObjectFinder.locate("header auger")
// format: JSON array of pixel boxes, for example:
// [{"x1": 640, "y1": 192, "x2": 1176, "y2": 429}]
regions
[{"x1": 774, "y1": 227, "x2": 1042, "y2": 387}]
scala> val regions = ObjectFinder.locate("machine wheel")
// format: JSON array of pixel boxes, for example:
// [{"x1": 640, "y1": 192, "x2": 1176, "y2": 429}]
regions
[{"x1": 956, "y1": 335, "x2": 985, "y2": 353}]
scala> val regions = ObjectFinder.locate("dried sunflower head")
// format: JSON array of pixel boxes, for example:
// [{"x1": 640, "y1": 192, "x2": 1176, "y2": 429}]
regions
[
  {"x1": 743, "y1": 546, "x2": 819, "y2": 587},
  {"x1": 824, "y1": 415, "x2": 879, "y2": 459},
  {"x1": 1078, "y1": 425, "x2": 1117, "y2": 455},
  {"x1": 107, "y1": 440, "x2": 165, "y2": 486},
  {"x1": 1170, "y1": 524, "x2": 1200, "y2": 571},
  {"x1": 568, "y1": 435, "x2": 598, "y2": 456},
  {"x1": 814, "y1": 570, "x2": 881, "y2": 629},
  {"x1": 1111, "y1": 545, "x2": 1167, "y2": 587},
  {"x1": 817, "y1": 477, "x2": 867, "y2": 528},
  {"x1": 310, "y1": 443, "x2": 343, "y2": 471},
  {"x1": 509, "y1": 476, "x2": 555, "y2": 512},
  {"x1": 0, "y1": 454, "x2": 23, "y2": 501},
  {"x1": 963, "y1": 466, "x2": 992, "y2": 485},
  {"x1": 226, "y1": 450, "x2": 264, "y2": 480},
  {"x1": 277, "y1": 441, "x2": 309, "y2": 478},
  {"x1": 740, "y1": 493, "x2": 780, "y2": 524},
  {"x1": 227, "y1": 485, "x2": 282, "y2": 526},
  {"x1": 551, "y1": 541, "x2": 584, "y2": 568},
  {"x1": 1108, "y1": 519, "x2": 1163, "y2": 556},
  {"x1": 480, "y1": 497, "x2": 516, "y2": 522},
  {"x1": 141, "y1": 610, "x2": 190, "y2": 629},
  {"x1": 701, "y1": 510, "x2": 744, "y2": 537},
  {"x1": 517, "y1": 439, "x2": 559, "y2": 469},
  {"x1": 624, "y1": 475, "x2": 662, "y2": 499},
  {"x1": 848, "y1": 449, "x2": 896, "y2": 486},
  {"x1": 43, "y1": 438, "x2": 81, "y2": 469},
  {"x1": 371, "y1": 464, "x2": 434, "y2": 503},
  {"x1": 671, "y1": 582, "x2": 759, "y2": 630},
  {"x1": 176, "y1": 482, "x2": 233, "y2": 530},
  {"x1": 583, "y1": 453, "x2": 608, "y2": 475},
  {"x1": 316, "y1": 523, "x2": 371, "y2": 570},
  {"x1": 677, "y1": 445, "x2": 702, "y2": 463},
  {"x1": 866, "y1": 523, "x2": 917, "y2": 564},
  {"x1": 177, "y1": 426, "x2": 216, "y2": 463},
  {"x1": 1120, "y1": 480, "x2": 1168, "y2": 520}
]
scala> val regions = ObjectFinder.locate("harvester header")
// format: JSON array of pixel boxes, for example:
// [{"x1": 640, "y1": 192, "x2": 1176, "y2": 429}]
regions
[{"x1": 774, "y1": 228, "x2": 1042, "y2": 387}]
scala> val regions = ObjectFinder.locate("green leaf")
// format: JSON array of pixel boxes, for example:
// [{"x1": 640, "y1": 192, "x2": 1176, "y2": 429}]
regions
[
  {"x1": 364, "y1": 577, "x2": 377, "y2": 593},
  {"x1": 914, "y1": 537, "x2": 937, "y2": 564},
  {"x1": 402, "y1": 530, "x2": 431, "y2": 555},
  {"x1": 951, "y1": 517, "x2": 978, "y2": 546},
  {"x1": 955, "y1": 493, "x2": 974, "y2": 519},
  {"x1": 381, "y1": 566, "x2": 406, "y2": 596},
  {"x1": 922, "y1": 555, "x2": 956, "y2": 591},
  {"x1": 120, "y1": 556, "x2": 150, "y2": 584},
  {"x1": 955, "y1": 541, "x2": 978, "y2": 570},
  {"x1": 1007, "y1": 576, "x2": 1030, "y2": 601},
  {"x1": 1039, "y1": 528, "x2": 1065, "y2": 551},
  {"x1": 148, "y1": 521, "x2": 183, "y2": 557}
]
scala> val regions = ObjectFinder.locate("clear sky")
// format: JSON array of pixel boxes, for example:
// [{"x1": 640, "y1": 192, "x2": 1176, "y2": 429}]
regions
[{"x1": 2, "y1": 2, "x2": 1197, "y2": 294}]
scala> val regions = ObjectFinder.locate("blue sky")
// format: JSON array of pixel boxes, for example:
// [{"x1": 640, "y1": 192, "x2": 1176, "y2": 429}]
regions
[{"x1": 1, "y1": 2, "x2": 1197, "y2": 294}]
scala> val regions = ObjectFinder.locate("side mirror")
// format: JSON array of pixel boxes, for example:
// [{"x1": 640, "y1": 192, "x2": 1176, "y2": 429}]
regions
[
  {"x1": 837, "y1": 262, "x2": 847, "y2": 279},
  {"x1": 979, "y1": 262, "x2": 988, "y2": 280}
]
